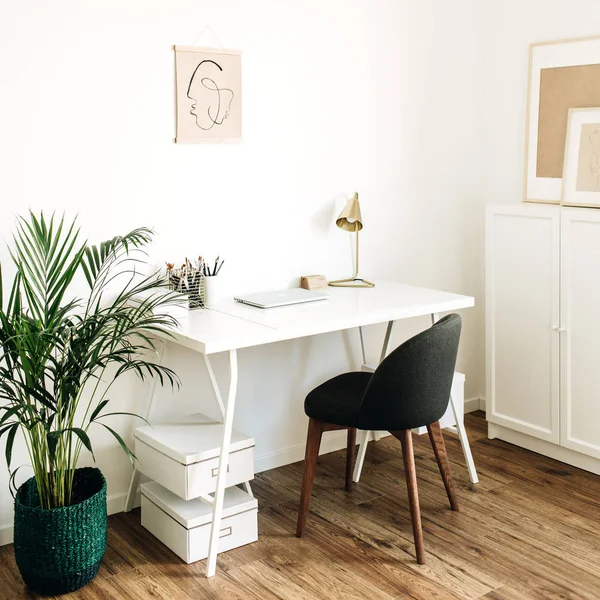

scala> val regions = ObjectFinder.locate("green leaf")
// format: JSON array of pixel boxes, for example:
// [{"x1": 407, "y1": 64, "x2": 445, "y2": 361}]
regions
[
  {"x1": 4, "y1": 424, "x2": 18, "y2": 470},
  {"x1": 47, "y1": 430, "x2": 60, "y2": 463},
  {"x1": 0, "y1": 404, "x2": 26, "y2": 425},
  {"x1": 96, "y1": 411, "x2": 151, "y2": 426},
  {"x1": 8, "y1": 465, "x2": 28, "y2": 500},
  {"x1": 0, "y1": 423, "x2": 18, "y2": 438},
  {"x1": 89, "y1": 399, "x2": 109, "y2": 422},
  {"x1": 99, "y1": 423, "x2": 136, "y2": 465},
  {"x1": 70, "y1": 427, "x2": 95, "y2": 461}
]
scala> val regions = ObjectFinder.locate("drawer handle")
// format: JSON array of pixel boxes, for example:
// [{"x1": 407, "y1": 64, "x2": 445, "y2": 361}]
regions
[
  {"x1": 211, "y1": 464, "x2": 230, "y2": 477},
  {"x1": 219, "y1": 526, "x2": 232, "y2": 539}
]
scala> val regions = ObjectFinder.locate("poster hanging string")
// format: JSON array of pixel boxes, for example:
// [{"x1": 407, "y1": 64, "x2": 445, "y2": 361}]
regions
[{"x1": 190, "y1": 25, "x2": 227, "y2": 51}]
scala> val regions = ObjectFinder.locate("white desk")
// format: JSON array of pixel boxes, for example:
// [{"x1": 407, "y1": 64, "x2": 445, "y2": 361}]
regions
[{"x1": 124, "y1": 281, "x2": 475, "y2": 577}]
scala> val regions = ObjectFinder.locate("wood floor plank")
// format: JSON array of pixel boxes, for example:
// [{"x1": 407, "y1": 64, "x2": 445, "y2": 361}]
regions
[
  {"x1": 0, "y1": 545, "x2": 35, "y2": 600},
  {"x1": 229, "y1": 558, "x2": 322, "y2": 600},
  {"x1": 478, "y1": 585, "x2": 540, "y2": 600},
  {"x1": 262, "y1": 504, "x2": 466, "y2": 600},
  {"x1": 269, "y1": 493, "x2": 496, "y2": 599}
]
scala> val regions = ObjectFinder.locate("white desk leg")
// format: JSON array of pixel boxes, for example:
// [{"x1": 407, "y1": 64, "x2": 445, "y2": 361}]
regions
[
  {"x1": 431, "y1": 313, "x2": 479, "y2": 484},
  {"x1": 449, "y1": 393, "x2": 479, "y2": 484},
  {"x1": 206, "y1": 349, "x2": 238, "y2": 578},
  {"x1": 358, "y1": 325, "x2": 367, "y2": 365},
  {"x1": 204, "y1": 355, "x2": 253, "y2": 498},
  {"x1": 124, "y1": 345, "x2": 165, "y2": 512},
  {"x1": 353, "y1": 321, "x2": 394, "y2": 483},
  {"x1": 204, "y1": 353, "x2": 226, "y2": 417},
  {"x1": 353, "y1": 430, "x2": 370, "y2": 483}
]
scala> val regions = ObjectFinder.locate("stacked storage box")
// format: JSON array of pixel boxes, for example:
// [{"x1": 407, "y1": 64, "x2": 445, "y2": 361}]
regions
[{"x1": 134, "y1": 414, "x2": 257, "y2": 563}]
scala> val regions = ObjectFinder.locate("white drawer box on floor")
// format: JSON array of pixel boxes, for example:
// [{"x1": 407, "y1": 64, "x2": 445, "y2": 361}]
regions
[
  {"x1": 134, "y1": 418, "x2": 254, "y2": 501},
  {"x1": 141, "y1": 482, "x2": 258, "y2": 564}
]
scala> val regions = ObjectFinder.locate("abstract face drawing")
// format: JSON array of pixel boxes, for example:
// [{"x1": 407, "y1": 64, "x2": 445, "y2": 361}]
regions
[{"x1": 187, "y1": 60, "x2": 234, "y2": 131}]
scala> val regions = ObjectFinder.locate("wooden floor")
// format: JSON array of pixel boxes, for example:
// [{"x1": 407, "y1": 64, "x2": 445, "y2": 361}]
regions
[{"x1": 3, "y1": 412, "x2": 600, "y2": 599}]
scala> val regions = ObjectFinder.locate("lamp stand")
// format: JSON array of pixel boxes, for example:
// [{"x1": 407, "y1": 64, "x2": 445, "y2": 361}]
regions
[{"x1": 329, "y1": 230, "x2": 375, "y2": 288}]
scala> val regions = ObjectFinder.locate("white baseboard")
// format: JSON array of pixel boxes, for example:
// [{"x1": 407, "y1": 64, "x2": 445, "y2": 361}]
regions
[
  {"x1": 0, "y1": 493, "x2": 127, "y2": 547},
  {"x1": 0, "y1": 524, "x2": 12, "y2": 547},
  {"x1": 488, "y1": 422, "x2": 600, "y2": 477},
  {"x1": 465, "y1": 396, "x2": 485, "y2": 414},
  {"x1": 254, "y1": 429, "x2": 349, "y2": 474}
]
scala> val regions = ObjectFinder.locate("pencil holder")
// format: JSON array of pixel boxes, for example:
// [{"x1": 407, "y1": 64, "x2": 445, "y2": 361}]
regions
[
  {"x1": 204, "y1": 275, "x2": 223, "y2": 306},
  {"x1": 168, "y1": 271, "x2": 206, "y2": 309}
]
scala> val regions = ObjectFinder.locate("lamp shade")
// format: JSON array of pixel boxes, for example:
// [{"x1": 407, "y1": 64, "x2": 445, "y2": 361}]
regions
[{"x1": 335, "y1": 192, "x2": 363, "y2": 232}]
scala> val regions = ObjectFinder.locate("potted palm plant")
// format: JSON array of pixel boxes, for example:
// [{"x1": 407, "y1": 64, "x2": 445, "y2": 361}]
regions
[{"x1": 0, "y1": 212, "x2": 181, "y2": 595}]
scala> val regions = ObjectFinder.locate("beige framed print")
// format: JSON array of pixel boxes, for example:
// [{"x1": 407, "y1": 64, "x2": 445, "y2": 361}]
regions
[
  {"x1": 562, "y1": 108, "x2": 600, "y2": 207},
  {"x1": 174, "y1": 46, "x2": 242, "y2": 143},
  {"x1": 524, "y1": 36, "x2": 600, "y2": 204}
]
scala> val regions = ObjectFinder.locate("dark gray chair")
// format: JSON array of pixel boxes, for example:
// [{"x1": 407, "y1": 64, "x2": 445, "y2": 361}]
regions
[{"x1": 296, "y1": 313, "x2": 462, "y2": 564}]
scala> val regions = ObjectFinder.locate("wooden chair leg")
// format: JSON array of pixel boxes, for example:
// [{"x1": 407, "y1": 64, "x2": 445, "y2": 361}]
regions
[
  {"x1": 398, "y1": 429, "x2": 425, "y2": 564},
  {"x1": 296, "y1": 418, "x2": 324, "y2": 537},
  {"x1": 345, "y1": 428, "x2": 357, "y2": 492},
  {"x1": 427, "y1": 421, "x2": 459, "y2": 511}
]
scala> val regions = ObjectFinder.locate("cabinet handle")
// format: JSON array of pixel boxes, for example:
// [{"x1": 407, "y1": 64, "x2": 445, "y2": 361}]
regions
[
  {"x1": 558, "y1": 327, "x2": 566, "y2": 333},
  {"x1": 219, "y1": 526, "x2": 232, "y2": 539},
  {"x1": 211, "y1": 464, "x2": 230, "y2": 478},
  {"x1": 552, "y1": 325, "x2": 559, "y2": 330}
]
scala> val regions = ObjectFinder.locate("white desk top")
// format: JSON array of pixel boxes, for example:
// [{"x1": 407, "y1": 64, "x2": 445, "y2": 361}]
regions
[{"x1": 166, "y1": 281, "x2": 474, "y2": 355}]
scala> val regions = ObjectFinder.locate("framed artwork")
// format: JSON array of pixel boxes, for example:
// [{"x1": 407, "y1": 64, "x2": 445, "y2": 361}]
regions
[
  {"x1": 562, "y1": 108, "x2": 600, "y2": 207},
  {"x1": 524, "y1": 36, "x2": 600, "y2": 204},
  {"x1": 174, "y1": 46, "x2": 242, "y2": 143}
]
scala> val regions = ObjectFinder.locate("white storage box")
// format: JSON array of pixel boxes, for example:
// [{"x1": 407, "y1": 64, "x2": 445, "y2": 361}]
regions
[
  {"x1": 134, "y1": 418, "x2": 254, "y2": 500},
  {"x1": 141, "y1": 482, "x2": 258, "y2": 564}
]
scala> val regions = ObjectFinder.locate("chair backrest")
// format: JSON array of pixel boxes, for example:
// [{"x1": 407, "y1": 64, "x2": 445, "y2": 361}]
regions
[{"x1": 357, "y1": 314, "x2": 462, "y2": 431}]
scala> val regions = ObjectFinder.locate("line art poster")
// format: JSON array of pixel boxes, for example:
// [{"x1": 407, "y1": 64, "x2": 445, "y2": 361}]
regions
[
  {"x1": 174, "y1": 46, "x2": 242, "y2": 142},
  {"x1": 576, "y1": 123, "x2": 600, "y2": 192}
]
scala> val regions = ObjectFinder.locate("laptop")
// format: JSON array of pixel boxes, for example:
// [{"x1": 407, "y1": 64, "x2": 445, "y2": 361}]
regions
[{"x1": 234, "y1": 288, "x2": 329, "y2": 309}]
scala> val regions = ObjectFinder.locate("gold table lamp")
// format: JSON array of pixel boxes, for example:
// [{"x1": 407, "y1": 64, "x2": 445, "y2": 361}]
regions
[{"x1": 329, "y1": 192, "x2": 375, "y2": 288}]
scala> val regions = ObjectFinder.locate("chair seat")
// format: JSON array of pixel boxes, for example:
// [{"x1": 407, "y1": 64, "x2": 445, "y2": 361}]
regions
[{"x1": 304, "y1": 371, "x2": 372, "y2": 428}]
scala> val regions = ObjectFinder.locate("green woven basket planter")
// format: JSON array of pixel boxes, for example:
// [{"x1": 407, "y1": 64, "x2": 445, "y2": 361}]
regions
[{"x1": 13, "y1": 467, "x2": 107, "y2": 596}]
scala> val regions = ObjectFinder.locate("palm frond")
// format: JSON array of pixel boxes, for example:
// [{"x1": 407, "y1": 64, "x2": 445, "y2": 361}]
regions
[{"x1": 0, "y1": 213, "x2": 180, "y2": 508}]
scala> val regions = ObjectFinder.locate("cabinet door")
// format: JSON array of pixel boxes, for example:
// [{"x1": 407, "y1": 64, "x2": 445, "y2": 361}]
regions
[
  {"x1": 486, "y1": 205, "x2": 560, "y2": 443},
  {"x1": 560, "y1": 209, "x2": 600, "y2": 459}
]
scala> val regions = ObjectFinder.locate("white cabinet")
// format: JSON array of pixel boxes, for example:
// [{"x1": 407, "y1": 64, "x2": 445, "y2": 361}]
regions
[
  {"x1": 486, "y1": 205, "x2": 600, "y2": 471},
  {"x1": 560, "y1": 210, "x2": 600, "y2": 460}
]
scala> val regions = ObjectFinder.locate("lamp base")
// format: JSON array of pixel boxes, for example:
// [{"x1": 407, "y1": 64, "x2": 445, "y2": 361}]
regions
[{"x1": 329, "y1": 277, "x2": 375, "y2": 288}]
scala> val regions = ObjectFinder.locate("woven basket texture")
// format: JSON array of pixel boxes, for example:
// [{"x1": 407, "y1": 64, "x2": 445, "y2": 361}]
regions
[{"x1": 14, "y1": 467, "x2": 107, "y2": 595}]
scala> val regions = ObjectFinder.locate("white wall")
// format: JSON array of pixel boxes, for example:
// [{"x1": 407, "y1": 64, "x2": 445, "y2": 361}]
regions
[
  {"x1": 481, "y1": 0, "x2": 600, "y2": 207},
  {"x1": 0, "y1": 0, "x2": 483, "y2": 542}
]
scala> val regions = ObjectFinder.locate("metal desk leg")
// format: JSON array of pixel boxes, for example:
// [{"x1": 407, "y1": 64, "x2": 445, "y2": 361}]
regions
[
  {"x1": 203, "y1": 353, "x2": 253, "y2": 499},
  {"x1": 431, "y1": 313, "x2": 479, "y2": 484},
  {"x1": 449, "y1": 392, "x2": 479, "y2": 484},
  {"x1": 353, "y1": 321, "x2": 394, "y2": 483},
  {"x1": 353, "y1": 430, "x2": 370, "y2": 483},
  {"x1": 206, "y1": 349, "x2": 239, "y2": 578},
  {"x1": 124, "y1": 345, "x2": 165, "y2": 512}
]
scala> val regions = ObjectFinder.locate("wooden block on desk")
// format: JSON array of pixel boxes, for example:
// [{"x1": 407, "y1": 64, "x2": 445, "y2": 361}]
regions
[{"x1": 300, "y1": 274, "x2": 328, "y2": 290}]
